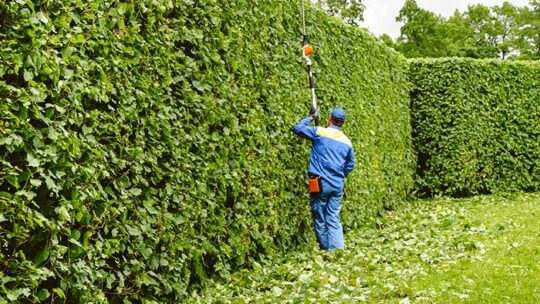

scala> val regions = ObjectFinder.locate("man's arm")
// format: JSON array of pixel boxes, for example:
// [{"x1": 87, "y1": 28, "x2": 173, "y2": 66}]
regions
[
  {"x1": 344, "y1": 147, "x2": 355, "y2": 177},
  {"x1": 293, "y1": 117, "x2": 318, "y2": 140}
]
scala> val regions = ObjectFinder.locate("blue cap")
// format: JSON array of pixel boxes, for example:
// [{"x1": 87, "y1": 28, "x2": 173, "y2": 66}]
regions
[{"x1": 331, "y1": 108, "x2": 346, "y2": 121}]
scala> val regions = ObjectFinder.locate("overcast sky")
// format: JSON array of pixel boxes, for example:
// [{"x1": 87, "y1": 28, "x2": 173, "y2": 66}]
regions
[{"x1": 359, "y1": 0, "x2": 532, "y2": 39}]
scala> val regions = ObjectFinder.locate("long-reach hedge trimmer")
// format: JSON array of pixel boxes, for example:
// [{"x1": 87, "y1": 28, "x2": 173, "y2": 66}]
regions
[{"x1": 301, "y1": 0, "x2": 319, "y2": 126}]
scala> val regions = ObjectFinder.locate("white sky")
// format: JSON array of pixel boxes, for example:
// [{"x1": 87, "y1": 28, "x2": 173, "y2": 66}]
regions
[{"x1": 359, "y1": 0, "x2": 532, "y2": 39}]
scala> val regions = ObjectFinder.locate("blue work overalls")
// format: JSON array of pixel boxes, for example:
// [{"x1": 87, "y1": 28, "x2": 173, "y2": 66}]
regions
[{"x1": 294, "y1": 117, "x2": 355, "y2": 250}]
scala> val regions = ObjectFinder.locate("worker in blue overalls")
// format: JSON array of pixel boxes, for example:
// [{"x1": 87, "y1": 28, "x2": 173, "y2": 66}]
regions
[{"x1": 294, "y1": 108, "x2": 355, "y2": 250}]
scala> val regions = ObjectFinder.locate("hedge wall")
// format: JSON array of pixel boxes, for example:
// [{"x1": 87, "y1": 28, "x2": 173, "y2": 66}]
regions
[
  {"x1": 409, "y1": 58, "x2": 540, "y2": 197},
  {"x1": 0, "y1": 0, "x2": 413, "y2": 302}
]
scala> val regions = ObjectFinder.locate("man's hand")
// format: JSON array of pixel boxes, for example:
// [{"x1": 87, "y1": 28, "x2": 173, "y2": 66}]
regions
[{"x1": 309, "y1": 107, "x2": 320, "y2": 120}]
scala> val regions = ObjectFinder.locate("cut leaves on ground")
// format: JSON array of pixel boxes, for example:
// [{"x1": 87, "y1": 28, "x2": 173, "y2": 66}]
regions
[{"x1": 191, "y1": 192, "x2": 540, "y2": 303}]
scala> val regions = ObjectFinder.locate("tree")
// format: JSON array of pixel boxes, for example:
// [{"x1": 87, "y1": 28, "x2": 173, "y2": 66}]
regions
[
  {"x1": 395, "y1": 0, "x2": 447, "y2": 58},
  {"x1": 461, "y1": 4, "x2": 500, "y2": 58},
  {"x1": 515, "y1": 0, "x2": 540, "y2": 59},
  {"x1": 441, "y1": 10, "x2": 475, "y2": 57},
  {"x1": 313, "y1": 0, "x2": 365, "y2": 26},
  {"x1": 393, "y1": 0, "x2": 538, "y2": 60},
  {"x1": 463, "y1": 2, "x2": 524, "y2": 59},
  {"x1": 492, "y1": 2, "x2": 521, "y2": 59}
]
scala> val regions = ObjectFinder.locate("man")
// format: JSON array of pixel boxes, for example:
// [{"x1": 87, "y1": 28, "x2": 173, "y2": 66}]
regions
[{"x1": 294, "y1": 108, "x2": 355, "y2": 250}]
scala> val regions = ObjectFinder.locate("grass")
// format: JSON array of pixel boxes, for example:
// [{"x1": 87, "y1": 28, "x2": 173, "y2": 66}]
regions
[
  {"x1": 190, "y1": 192, "x2": 540, "y2": 303},
  {"x1": 409, "y1": 193, "x2": 540, "y2": 303}
]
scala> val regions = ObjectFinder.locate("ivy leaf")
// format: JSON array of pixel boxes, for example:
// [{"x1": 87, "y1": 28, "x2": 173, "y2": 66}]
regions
[
  {"x1": 34, "y1": 245, "x2": 50, "y2": 266},
  {"x1": 126, "y1": 225, "x2": 141, "y2": 236},
  {"x1": 150, "y1": 256, "x2": 160, "y2": 270},
  {"x1": 27, "y1": 153, "x2": 40, "y2": 167},
  {"x1": 6, "y1": 288, "x2": 31, "y2": 301},
  {"x1": 6, "y1": 176, "x2": 19, "y2": 189},
  {"x1": 23, "y1": 69, "x2": 34, "y2": 81},
  {"x1": 48, "y1": 127, "x2": 59, "y2": 140},
  {"x1": 30, "y1": 179, "x2": 42, "y2": 187},
  {"x1": 56, "y1": 206, "x2": 71, "y2": 222},
  {"x1": 16, "y1": 190, "x2": 37, "y2": 200},
  {"x1": 53, "y1": 288, "x2": 65, "y2": 299},
  {"x1": 37, "y1": 289, "x2": 50, "y2": 301},
  {"x1": 36, "y1": 11, "x2": 48, "y2": 24}
]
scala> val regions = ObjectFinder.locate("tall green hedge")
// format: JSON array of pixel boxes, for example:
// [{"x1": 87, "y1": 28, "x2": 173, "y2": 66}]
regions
[
  {"x1": 0, "y1": 0, "x2": 413, "y2": 302},
  {"x1": 409, "y1": 58, "x2": 540, "y2": 197}
]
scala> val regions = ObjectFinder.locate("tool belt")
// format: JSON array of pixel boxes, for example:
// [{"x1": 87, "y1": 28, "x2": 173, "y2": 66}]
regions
[{"x1": 308, "y1": 174, "x2": 322, "y2": 195}]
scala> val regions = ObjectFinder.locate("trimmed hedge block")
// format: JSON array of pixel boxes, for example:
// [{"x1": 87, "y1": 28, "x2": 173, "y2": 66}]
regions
[{"x1": 409, "y1": 58, "x2": 540, "y2": 197}]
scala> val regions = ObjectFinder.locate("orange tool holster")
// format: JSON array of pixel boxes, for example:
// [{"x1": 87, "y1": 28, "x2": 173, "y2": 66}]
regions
[{"x1": 308, "y1": 175, "x2": 322, "y2": 196}]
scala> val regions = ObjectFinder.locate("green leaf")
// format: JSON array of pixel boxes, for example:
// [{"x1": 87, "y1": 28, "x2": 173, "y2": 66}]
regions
[
  {"x1": 16, "y1": 190, "x2": 37, "y2": 200},
  {"x1": 37, "y1": 289, "x2": 50, "y2": 301},
  {"x1": 56, "y1": 206, "x2": 71, "y2": 222},
  {"x1": 36, "y1": 11, "x2": 48, "y2": 24},
  {"x1": 47, "y1": 127, "x2": 58, "y2": 140},
  {"x1": 61, "y1": 46, "x2": 76, "y2": 60},
  {"x1": 150, "y1": 256, "x2": 159, "y2": 270},
  {"x1": 71, "y1": 229, "x2": 81, "y2": 240},
  {"x1": 30, "y1": 179, "x2": 42, "y2": 187},
  {"x1": 27, "y1": 153, "x2": 40, "y2": 167},
  {"x1": 126, "y1": 225, "x2": 141, "y2": 236},
  {"x1": 6, "y1": 176, "x2": 19, "y2": 189},
  {"x1": 23, "y1": 69, "x2": 34, "y2": 81},
  {"x1": 53, "y1": 288, "x2": 65, "y2": 299},
  {"x1": 6, "y1": 288, "x2": 31, "y2": 301},
  {"x1": 34, "y1": 245, "x2": 50, "y2": 266}
]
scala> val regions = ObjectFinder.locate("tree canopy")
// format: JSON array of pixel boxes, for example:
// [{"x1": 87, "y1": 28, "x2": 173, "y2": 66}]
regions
[
  {"x1": 314, "y1": 0, "x2": 365, "y2": 26},
  {"x1": 391, "y1": 0, "x2": 539, "y2": 60}
]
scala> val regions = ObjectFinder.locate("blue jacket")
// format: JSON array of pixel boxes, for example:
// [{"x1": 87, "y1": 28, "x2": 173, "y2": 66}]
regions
[{"x1": 294, "y1": 117, "x2": 355, "y2": 190}]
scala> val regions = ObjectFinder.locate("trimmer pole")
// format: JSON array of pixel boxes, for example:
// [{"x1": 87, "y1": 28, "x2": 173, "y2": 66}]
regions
[{"x1": 301, "y1": 0, "x2": 318, "y2": 126}]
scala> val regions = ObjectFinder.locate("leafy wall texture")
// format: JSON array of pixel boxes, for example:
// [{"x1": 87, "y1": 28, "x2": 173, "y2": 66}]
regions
[{"x1": 409, "y1": 58, "x2": 540, "y2": 197}]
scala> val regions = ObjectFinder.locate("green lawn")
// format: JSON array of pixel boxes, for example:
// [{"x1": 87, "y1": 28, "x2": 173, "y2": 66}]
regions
[{"x1": 190, "y1": 193, "x2": 540, "y2": 303}]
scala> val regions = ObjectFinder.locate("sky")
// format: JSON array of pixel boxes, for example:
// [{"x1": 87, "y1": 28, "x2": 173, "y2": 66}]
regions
[{"x1": 359, "y1": 0, "x2": 532, "y2": 39}]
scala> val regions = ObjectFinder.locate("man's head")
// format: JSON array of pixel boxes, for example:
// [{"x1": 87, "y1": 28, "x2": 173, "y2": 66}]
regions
[{"x1": 328, "y1": 108, "x2": 346, "y2": 127}]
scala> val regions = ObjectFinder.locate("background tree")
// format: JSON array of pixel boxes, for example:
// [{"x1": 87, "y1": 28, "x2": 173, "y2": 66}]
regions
[
  {"x1": 515, "y1": 0, "x2": 540, "y2": 59},
  {"x1": 392, "y1": 0, "x2": 539, "y2": 60},
  {"x1": 441, "y1": 10, "x2": 475, "y2": 57},
  {"x1": 492, "y1": 2, "x2": 520, "y2": 59},
  {"x1": 394, "y1": 0, "x2": 447, "y2": 58},
  {"x1": 460, "y1": 4, "x2": 500, "y2": 58},
  {"x1": 314, "y1": 0, "x2": 365, "y2": 26}
]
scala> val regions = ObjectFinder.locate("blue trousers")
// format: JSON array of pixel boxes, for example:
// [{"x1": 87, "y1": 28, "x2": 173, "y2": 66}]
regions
[{"x1": 310, "y1": 179, "x2": 344, "y2": 250}]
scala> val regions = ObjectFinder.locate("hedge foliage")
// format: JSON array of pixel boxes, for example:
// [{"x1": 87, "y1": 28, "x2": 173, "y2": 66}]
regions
[
  {"x1": 0, "y1": 0, "x2": 413, "y2": 302},
  {"x1": 409, "y1": 58, "x2": 540, "y2": 197}
]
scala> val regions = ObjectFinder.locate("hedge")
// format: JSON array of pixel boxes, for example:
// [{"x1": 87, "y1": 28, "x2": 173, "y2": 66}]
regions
[
  {"x1": 409, "y1": 58, "x2": 540, "y2": 197},
  {"x1": 0, "y1": 0, "x2": 413, "y2": 302}
]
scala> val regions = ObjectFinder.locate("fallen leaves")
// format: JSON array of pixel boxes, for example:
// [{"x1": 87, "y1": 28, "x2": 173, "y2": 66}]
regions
[{"x1": 191, "y1": 193, "x2": 540, "y2": 303}]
